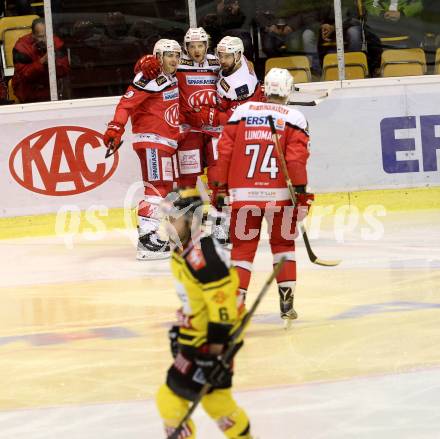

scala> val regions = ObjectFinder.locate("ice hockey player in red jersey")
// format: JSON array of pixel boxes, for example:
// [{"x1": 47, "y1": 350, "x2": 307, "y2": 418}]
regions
[
  {"x1": 205, "y1": 36, "x2": 265, "y2": 244},
  {"x1": 175, "y1": 27, "x2": 222, "y2": 188},
  {"x1": 103, "y1": 39, "x2": 181, "y2": 260},
  {"x1": 209, "y1": 68, "x2": 314, "y2": 325},
  {"x1": 214, "y1": 36, "x2": 264, "y2": 125}
]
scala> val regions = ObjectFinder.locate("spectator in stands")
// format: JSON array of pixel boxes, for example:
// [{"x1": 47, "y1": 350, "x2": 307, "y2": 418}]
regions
[
  {"x1": 104, "y1": 11, "x2": 128, "y2": 39},
  {"x1": 420, "y1": 0, "x2": 440, "y2": 70},
  {"x1": 318, "y1": 1, "x2": 363, "y2": 54},
  {"x1": 128, "y1": 19, "x2": 161, "y2": 53},
  {"x1": 200, "y1": 13, "x2": 222, "y2": 51},
  {"x1": 260, "y1": 2, "x2": 331, "y2": 74},
  {"x1": 0, "y1": 76, "x2": 9, "y2": 104},
  {"x1": 216, "y1": 0, "x2": 253, "y2": 59},
  {"x1": 365, "y1": 0, "x2": 423, "y2": 48},
  {"x1": 69, "y1": 19, "x2": 105, "y2": 67},
  {"x1": 217, "y1": 0, "x2": 246, "y2": 31},
  {"x1": 261, "y1": 17, "x2": 293, "y2": 57},
  {"x1": 12, "y1": 17, "x2": 69, "y2": 103}
]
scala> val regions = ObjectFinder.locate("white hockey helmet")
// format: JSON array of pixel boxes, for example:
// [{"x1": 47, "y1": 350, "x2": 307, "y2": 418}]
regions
[
  {"x1": 184, "y1": 27, "x2": 209, "y2": 45},
  {"x1": 153, "y1": 39, "x2": 182, "y2": 58},
  {"x1": 216, "y1": 36, "x2": 244, "y2": 57},
  {"x1": 264, "y1": 68, "x2": 294, "y2": 98}
]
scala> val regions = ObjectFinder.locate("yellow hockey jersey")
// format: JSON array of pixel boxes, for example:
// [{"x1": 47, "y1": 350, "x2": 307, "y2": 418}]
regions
[{"x1": 171, "y1": 234, "x2": 245, "y2": 348}]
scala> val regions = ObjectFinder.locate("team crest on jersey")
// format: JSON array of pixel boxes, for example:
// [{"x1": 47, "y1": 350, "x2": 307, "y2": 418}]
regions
[
  {"x1": 187, "y1": 248, "x2": 206, "y2": 270},
  {"x1": 165, "y1": 103, "x2": 179, "y2": 127},
  {"x1": 188, "y1": 89, "x2": 217, "y2": 107},
  {"x1": 208, "y1": 58, "x2": 219, "y2": 66},
  {"x1": 180, "y1": 58, "x2": 194, "y2": 66},
  {"x1": 212, "y1": 290, "x2": 227, "y2": 304},
  {"x1": 219, "y1": 79, "x2": 230, "y2": 92},
  {"x1": 235, "y1": 84, "x2": 249, "y2": 99},
  {"x1": 123, "y1": 90, "x2": 134, "y2": 99},
  {"x1": 156, "y1": 75, "x2": 167, "y2": 86},
  {"x1": 163, "y1": 88, "x2": 179, "y2": 101}
]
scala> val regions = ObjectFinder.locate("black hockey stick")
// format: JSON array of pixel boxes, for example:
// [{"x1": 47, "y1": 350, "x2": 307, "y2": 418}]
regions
[
  {"x1": 268, "y1": 115, "x2": 340, "y2": 267},
  {"x1": 288, "y1": 100, "x2": 317, "y2": 106},
  {"x1": 288, "y1": 86, "x2": 329, "y2": 106},
  {"x1": 167, "y1": 257, "x2": 286, "y2": 439},
  {"x1": 105, "y1": 140, "x2": 123, "y2": 158}
]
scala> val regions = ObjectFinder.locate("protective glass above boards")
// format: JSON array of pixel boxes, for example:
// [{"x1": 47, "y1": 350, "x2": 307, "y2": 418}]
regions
[
  {"x1": 1, "y1": 0, "x2": 439, "y2": 105},
  {"x1": 52, "y1": 0, "x2": 189, "y2": 101},
  {"x1": 197, "y1": 0, "x2": 440, "y2": 83}
]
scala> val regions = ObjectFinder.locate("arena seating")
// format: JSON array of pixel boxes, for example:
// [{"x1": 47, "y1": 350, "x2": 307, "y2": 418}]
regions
[
  {"x1": 265, "y1": 56, "x2": 311, "y2": 83},
  {"x1": 322, "y1": 52, "x2": 369, "y2": 80},
  {"x1": 380, "y1": 48, "x2": 427, "y2": 77},
  {"x1": 0, "y1": 14, "x2": 38, "y2": 76}
]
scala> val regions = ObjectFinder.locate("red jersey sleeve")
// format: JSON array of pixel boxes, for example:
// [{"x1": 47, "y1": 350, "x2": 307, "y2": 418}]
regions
[
  {"x1": 285, "y1": 124, "x2": 310, "y2": 186},
  {"x1": 112, "y1": 84, "x2": 151, "y2": 126}
]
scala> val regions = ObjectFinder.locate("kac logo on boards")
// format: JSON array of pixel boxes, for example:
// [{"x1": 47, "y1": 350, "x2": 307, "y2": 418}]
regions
[
  {"x1": 380, "y1": 115, "x2": 440, "y2": 173},
  {"x1": 9, "y1": 126, "x2": 119, "y2": 196}
]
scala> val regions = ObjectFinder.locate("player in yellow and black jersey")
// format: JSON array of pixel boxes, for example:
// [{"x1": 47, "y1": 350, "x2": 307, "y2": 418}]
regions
[{"x1": 156, "y1": 188, "x2": 252, "y2": 439}]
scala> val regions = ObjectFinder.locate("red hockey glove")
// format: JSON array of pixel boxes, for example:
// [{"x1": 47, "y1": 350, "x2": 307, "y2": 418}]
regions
[
  {"x1": 134, "y1": 54, "x2": 161, "y2": 79},
  {"x1": 296, "y1": 192, "x2": 314, "y2": 222},
  {"x1": 194, "y1": 106, "x2": 220, "y2": 127},
  {"x1": 104, "y1": 121, "x2": 125, "y2": 150},
  {"x1": 211, "y1": 184, "x2": 228, "y2": 211}
]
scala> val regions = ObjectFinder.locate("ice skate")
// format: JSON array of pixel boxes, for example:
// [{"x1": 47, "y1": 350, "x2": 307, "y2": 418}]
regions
[
  {"x1": 279, "y1": 286, "x2": 297, "y2": 328},
  {"x1": 137, "y1": 231, "x2": 170, "y2": 260},
  {"x1": 212, "y1": 220, "x2": 230, "y2": 246}
]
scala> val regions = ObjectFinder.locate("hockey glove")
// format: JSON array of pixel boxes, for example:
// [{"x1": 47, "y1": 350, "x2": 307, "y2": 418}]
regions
[
  {"x1": 194, "y1": 353, "x2": 232, "y2": 387},
  {"x1": 104, "y1": 121, "x2": 124, "y2": 150},
  {"x1": 136, "y1": 54, "x2": 161, "y2": 79},
  {"x1": 168, "y1": 325, "x2": 180, "y2": 359},
  {"x1": 296, "y1": 192, "x2": 314, "y2": 222},
  {"x1": 194, "y1": 106, "x2": 220, "y2": 127},
  {"x1": 210, "y1": 184, "x2": 228, "y2": 211}
]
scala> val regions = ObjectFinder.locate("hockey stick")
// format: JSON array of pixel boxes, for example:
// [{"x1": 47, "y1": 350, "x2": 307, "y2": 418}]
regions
[
  {"x1": 288, "y1": 100, "x2": 318, "y2": 106},
  {"x1": 267, "y1": 115, "x2": 341, "y2": 267},
  {"x1": 167, "y1": 257, "x2": 286, "y2": 439},
  {"x1": 288, "y1": 86, "x2": 330, "y2": 106},
  {"x1": 105, "y1": 140, "x2": 123, "y2": 158}
]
